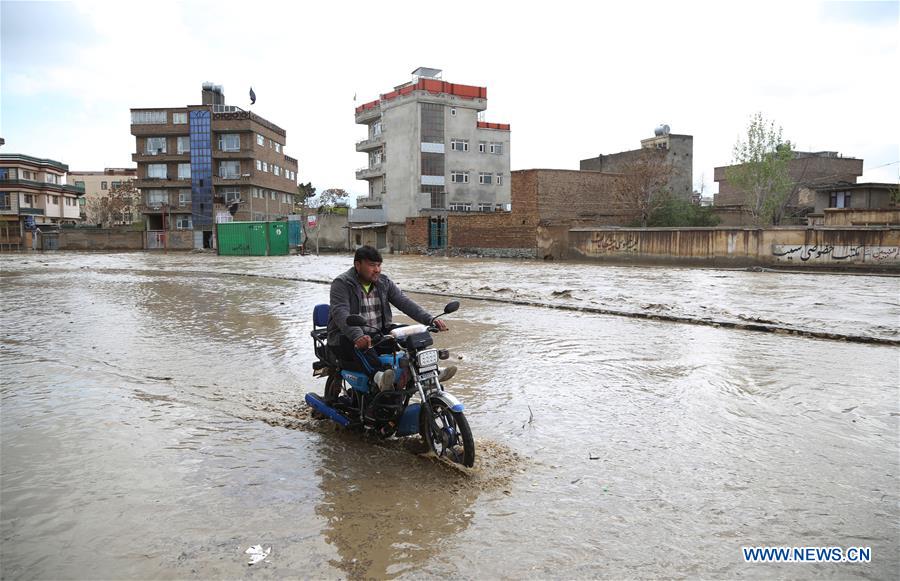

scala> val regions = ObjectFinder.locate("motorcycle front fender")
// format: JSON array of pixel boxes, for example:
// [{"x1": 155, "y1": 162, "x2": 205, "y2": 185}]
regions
[{"x1": 428, "y1": 391, "x2": 464, "y2": 413}]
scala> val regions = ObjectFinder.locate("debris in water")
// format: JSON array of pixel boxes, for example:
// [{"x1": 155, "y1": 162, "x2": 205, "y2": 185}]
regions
[{"x1": 245, "y1": 545, "x2": 271, "y2": 565}]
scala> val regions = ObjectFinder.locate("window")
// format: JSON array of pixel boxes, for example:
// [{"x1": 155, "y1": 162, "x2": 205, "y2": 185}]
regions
[
  {"x1": 101, "y1": 181, "x2": 108, "y2": 190},
  {"x1": 421, "y1": 102, "x2": 444, "y2": 143},
  {"x1": 218, "y1": 161, "x2": 240, "y2": 179},
  {"x1": 0, "y1": 168, "x2": 12, "y2": 180},
  {"x1": 22, "y1": 170, "x2": 34, "y2": 180},
  {"x1": 490, "y1": 142, "x2": 503, "y2": 154},
  {"x1": 450, "y1": 139, "x2": 469, "y2": 152},
  {"x1": 252, "y1": 188, "x2": 259, "y2": 199},
  {"x1": 449, "y1": 202, "x2": 471, "y2": 212},
  {"x1": 0, "y1": 192, "x2": 9, "y2": 210},
  {"x1": 176, "y1": 215, "x2": 192, "y2": 230},
  {"x1": 74, "y1": 180, "x2": 85, "y2": 189},
  {"x1": 373, "y1": 122, "x2": 383, "y2": 136},
  {"x1": 173, "y1": 112, "x2": 187, "y2": 124},
  {"x1": 178, "y1": 189, "x2": 191, "y2": 205},
  {"x1": 253, "y1": 212, "x2": 265, "y2": 221},
  {"x1": 177, "y1": 136, "x2": 191, "y2": 154},
  {"x1": 220, "y1": 186, "x2": 240, "y2": 203},
  {"x1": 49, "y1": 195, "x2": 59, "y2": 205},
  {"x1": 829, "y1": 191, "x2": 852, "y2": 208},
  {"x1": 217, "y1": 133, "x2": 240, "y2": 152},
  {"x1": 479, "y1": 172, "x2": 492, "y2": 185},
  {"x1": 23, "y1": 194, "x2": 33, "y2": 205},
  {"x1": 496, "y1": 173, "x2": 503, "y2": 185},
  {"x1": 478, "y1": 142, "x2": 486, "y2": 153},
  {"x1": 451, "y1": 171, "x2": 469, "y2": 184},
  {"x1": 273, "y1": 165, "x2": 281, "y2": 176},
  {"x1": 256, "y1": 160, "x2": 262, "y2": 171},
  {"x1": 257, "y1": 134, "x2": 265, "y2": 146},
  {"x1": 270, "y1": 191, "x2": 276, "y2": 200},
  {"x1": 147, "y1": 189, "x2": 167, "y2": 205},
  {"x1": 131, "y1": 111, "x2": 167, "y2": 124},
  {"x1": 44, "y1": 173, "x2": 59, "y2": 184},
  {"x1": 177, "y1": 163, "x2": 191, "y2": 179},
  {"x1": 146, "y1": 137, "x2": 167, "y2": 154},
  {"x1": 450, "y1": 108, "x2": 457, "y2": 116},
  {"x1": 274, "y1": 142, "x2": 281, "y2": 153},
  {"x1": 147, "y1": 164, "x2": 167, "y2": 179},
  {"x1": 479, "y1": 203, "x2": 493, "y2": 212},
  {"x1": 262, "y1": 162, "x2": 268, "y2": 173}
]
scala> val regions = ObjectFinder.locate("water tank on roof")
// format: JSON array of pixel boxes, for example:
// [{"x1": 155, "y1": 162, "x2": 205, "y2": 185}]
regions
[{"x1": 654, "y1": 124, "x2": 670, "y2": 136}]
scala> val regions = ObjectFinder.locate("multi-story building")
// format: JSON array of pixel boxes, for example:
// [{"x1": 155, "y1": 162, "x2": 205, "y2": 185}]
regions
[
  {"x1": 354, "y1": 68, "x2": 511, "y2": 228},
  {"x1": 713, "y1": 150, "x2": 863, "y2": 208},
  {"x1": 580, "y1": 126, "x2": 694, "y2": 200},
  {"x1": 130, "y1": 83, "x2": 299, "y2": 249},
  {"x1": 0, "y1": 154, "x2": 84, "y2": 249},
  {"x1": 68, "y1": 167, "x2": 139, "y2": 225}
]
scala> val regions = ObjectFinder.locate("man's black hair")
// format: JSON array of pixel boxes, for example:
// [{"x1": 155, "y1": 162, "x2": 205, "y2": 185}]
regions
[{"x1": 354, "y1": 245, "x2": 382, "y2": 263}]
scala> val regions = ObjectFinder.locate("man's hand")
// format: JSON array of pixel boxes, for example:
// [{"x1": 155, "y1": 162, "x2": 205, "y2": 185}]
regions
[
  {"x1": 354, "y1": 335, "x2": 372, "y2": 350},
  {"x1": 433, "y1": 319, "x2": 449, "y2": 332}
]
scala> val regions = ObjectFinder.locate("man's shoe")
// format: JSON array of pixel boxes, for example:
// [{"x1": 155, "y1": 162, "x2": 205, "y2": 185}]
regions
[
  {"x1": 438, "y1": 365, "x2": 457, "y2": 383},
  {"x1": 374, "y1": 368, "x2": 395, "y2": 391}
]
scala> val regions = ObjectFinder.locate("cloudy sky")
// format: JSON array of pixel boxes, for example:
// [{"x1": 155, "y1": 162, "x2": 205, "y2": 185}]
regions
[{"x1": 2, "y1": 0, "x2": 897, "y2": 198}]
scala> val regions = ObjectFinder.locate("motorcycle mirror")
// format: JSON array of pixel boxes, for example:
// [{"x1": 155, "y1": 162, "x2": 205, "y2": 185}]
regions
[
  {"x1": 346, "y1": 314, "x2": 366, "y2": 326},
  {"x1": 443, "y1": 301, "x2": 460, "y2": 314}
]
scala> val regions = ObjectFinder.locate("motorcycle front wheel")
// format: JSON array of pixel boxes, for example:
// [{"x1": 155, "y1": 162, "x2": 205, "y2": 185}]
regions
[{"x1": 419, "y1": 398, "x2": 475, "y2": 467}]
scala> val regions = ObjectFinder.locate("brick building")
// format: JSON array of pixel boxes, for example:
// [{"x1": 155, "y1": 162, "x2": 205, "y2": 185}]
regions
[
  {"x1": 130, "y1": 83, "x2": 299, "y2": 249},
  {"x1": 353, "y1": 67, "x2": 511, "y2": 248},
  {"x1": 406, "y1": 169, "x2": 624, "y2": 259},
  {"x1": 580, "y1": 126, "x2": 693, "y2": 200},
  {"x1": 0, "y1": 154, "x2": 84, "y2": 250},
  {"x1": 713, "y1": 150, "x2": 863, "y2": 209}
]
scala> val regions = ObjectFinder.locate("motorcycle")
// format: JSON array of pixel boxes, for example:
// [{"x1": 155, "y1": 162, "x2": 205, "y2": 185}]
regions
[{"x1": 305, "y1": 300, "x2": 475, "y2": 467}]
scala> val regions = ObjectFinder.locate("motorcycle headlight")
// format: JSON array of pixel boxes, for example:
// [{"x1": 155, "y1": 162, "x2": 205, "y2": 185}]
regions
[{"x1": 417, "y1": 349, "x2": 438, "y2": 369}]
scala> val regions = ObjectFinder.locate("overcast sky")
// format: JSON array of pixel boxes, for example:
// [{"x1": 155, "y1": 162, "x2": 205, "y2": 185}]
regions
[{"x1": 2, "y1": 0, "x2": 898, "y2": 198}]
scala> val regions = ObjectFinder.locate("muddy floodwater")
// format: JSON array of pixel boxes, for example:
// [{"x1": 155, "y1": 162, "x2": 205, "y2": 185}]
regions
[{"x1": 1, "y1": 252, "x2": 898, "y2": 580}]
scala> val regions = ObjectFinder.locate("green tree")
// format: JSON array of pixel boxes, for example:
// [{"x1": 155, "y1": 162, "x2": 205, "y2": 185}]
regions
[
  {"x1": 643, "y1": 195, "x2": 721, "y2": 227},
  {"x1": 725, "y1": 113, "x2": 794, "y2": 226}
]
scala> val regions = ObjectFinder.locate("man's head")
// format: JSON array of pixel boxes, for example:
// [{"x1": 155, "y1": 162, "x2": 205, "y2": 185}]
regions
[{"x1": 354, "y1": 245, "x2": 383, "y2": 284}]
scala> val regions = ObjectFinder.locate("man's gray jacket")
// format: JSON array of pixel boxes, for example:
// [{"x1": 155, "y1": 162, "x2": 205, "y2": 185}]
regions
[{"x1": 327, "y1": 267, "x2": 434, "y2": 346}]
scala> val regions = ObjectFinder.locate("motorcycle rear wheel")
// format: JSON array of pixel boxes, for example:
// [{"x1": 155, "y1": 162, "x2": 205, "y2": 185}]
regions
[{"x1": 419, "y1": 399, "x2": 475, "y2": 467}]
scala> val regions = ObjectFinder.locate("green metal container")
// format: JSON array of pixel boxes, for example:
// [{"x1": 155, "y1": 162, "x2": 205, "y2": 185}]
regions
[{"x1": 217, "y1": 221, "x2": 289, "y2": 256}]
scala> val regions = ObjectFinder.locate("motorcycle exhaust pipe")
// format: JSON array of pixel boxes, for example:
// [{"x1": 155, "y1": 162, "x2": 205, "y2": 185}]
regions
[{"x1": 305, "y1": 393, "x2": 351, "y2": 427}]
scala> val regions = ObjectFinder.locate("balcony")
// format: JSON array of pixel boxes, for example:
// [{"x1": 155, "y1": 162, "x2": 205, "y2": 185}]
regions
[
  {"x1": 133, "y1": 152, "x2": 190, "y2": 163},
  {"x1": 355, "y1": 135, "x2": 384, "y2": 152},
  {"x1": 355, "y1": 164, "x2": 385, "y2": 181},
  {"x1": 355, "y1": 105, "x2": 381, "y2": 124},
  {"x1": 19, "y1": 206, "x2": 45, "y2": 216},
  {"x1": 130, "y1": 124, "x2": 190, "y2": 136}
]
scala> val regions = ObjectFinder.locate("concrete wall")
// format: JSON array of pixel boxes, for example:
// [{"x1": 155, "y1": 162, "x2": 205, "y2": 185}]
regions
[
  {"x1": 568, "y1": 227, "x2": 900, "y2": 269},
  {"x1": 822, "y1": 208, "x2": 900, "y2": 226},
  {"x1": 54, "y1": 229, "x2": 145, "y2": 250},
  {"x1": 308, "y1": 213, "x2": 349, "y2": 251},
  {"x1": 813, "y1": 186, "x2": 894, "y2": 214}
]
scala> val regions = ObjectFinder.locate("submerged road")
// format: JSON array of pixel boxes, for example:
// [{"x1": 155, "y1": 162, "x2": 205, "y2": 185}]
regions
[{"x1": 1, "y1": 252, "x2": 898, "y2": 579}]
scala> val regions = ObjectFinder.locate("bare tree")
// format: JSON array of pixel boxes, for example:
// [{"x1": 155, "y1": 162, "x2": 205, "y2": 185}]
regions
[
  {"x1": 615, "y1": 151, "x2": 674, "y2": 227},
  {"x1": 85, "y1": 182, "x2": 141, "y2": 227}
]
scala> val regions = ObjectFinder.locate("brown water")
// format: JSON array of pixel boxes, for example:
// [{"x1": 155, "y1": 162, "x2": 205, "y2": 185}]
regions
[{"x1": 1, "y1": 252, "x2": 898, "y2": 580}]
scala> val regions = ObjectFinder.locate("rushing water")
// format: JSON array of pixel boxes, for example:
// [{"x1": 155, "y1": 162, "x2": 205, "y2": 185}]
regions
[{"x1": 1, "y1": 252, "x2": 898, "y2": 580}]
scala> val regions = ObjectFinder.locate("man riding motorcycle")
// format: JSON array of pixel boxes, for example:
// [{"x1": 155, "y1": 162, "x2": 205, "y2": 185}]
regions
[{"x1": 326, "y1": 246, "x2": 456, "y2": 401}]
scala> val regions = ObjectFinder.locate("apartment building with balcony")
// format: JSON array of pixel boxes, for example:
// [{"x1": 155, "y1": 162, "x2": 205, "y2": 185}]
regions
[
  {"x1": 354, "y1": 68, "x2": 511, "y2": 229},
  {"x1": 68, "y1": 167, "x2": 139, "y2": 224},
  {"x1": 131, "y1": 83, "x2": 299, "y2": 249},
  {"x1": 0, "y1": 154, "x2": 84, "y2": 250}
]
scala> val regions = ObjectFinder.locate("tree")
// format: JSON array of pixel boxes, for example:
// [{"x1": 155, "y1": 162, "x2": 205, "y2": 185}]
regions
[
  {"x1": 725, "y1": 113, "x2": 794, "y2": 226},
  {"x1": 643, "y1": 195, "x2": 721, "y2": 227},
  {"x1": 314, "y1": 188, "x2": 349, "y2": 214},
  {"x1": 85, "y1": 181, "x2": 140, "y2": 227},
  {"x1": 295, "y1": 182, "x2": 316, "y2": 214},
  {"x1": 615, "y1": 151, "x2": 673, "y2": 227}
]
